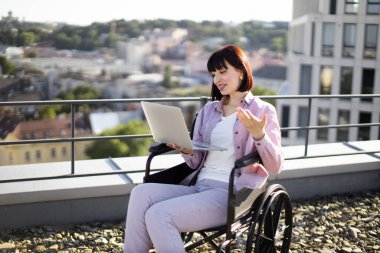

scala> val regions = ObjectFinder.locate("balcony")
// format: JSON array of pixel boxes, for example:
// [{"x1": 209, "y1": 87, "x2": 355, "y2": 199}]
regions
[{"x1": 0, "y1": 95, "x2": 379, "y2": 231}]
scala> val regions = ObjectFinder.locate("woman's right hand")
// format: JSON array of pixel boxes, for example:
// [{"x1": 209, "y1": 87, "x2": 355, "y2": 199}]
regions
[{"x1": 167, "y1": 144, "x2": 193, "y2": 154}]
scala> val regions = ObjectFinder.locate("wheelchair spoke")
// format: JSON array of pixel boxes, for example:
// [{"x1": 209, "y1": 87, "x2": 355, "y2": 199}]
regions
[{"x1": 272, "y1": 195, "x2": 284, "y2": 233}]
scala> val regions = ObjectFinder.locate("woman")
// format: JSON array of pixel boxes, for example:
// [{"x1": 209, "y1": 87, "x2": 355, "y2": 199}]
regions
[{"x1": 123, "y1": 44, "x2": 284, "y2": 253}]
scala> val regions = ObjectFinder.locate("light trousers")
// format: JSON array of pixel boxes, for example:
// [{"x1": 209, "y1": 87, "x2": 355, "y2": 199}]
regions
[{"x1": 123, "y1": 179, "x2": 229, "y2": 253}]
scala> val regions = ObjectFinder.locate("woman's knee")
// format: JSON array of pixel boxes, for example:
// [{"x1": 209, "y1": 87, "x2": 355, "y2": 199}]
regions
[
  {"x1": 130, "y1": 183, "x2": 152, "y2": 201},
  {"x1": 145, "y1": 203, "x2": 169, "y2": 226}
]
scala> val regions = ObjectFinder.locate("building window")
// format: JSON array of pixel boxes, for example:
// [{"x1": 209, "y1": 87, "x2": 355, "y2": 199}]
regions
[
  {"x1": 367, "y1": 0, "x2": 380, "y2": 14},
  {"x1": 322, "y1": 23, "x2": 335, "y2": 57},
  {"x1": 364, "y1": 24, "x2": 378, "y2": 59},
  {"x1": 36, "y1": 150, "x2": 41, "y2": 160},
  {"x1": 358, "y1": 112, "x2": 371, "y2": 141},
  {"x1": 343, "y1": 24, "x2": 356, "y2": 57},
  {"x1": 330, "y1": 0, "x2": 337, "y2": 14},
  {"x1": 317, "y1": 108, "x2": 330, "y2": 141},
  {"x1": 345, "y1": 0, "x2": 359, "y2": 14},
  {"x1": 44, "y1": 130, "x2": 53, "y2": 138},
  {"x1": 340, "y1": 67, "x2": 353, "y2": 98},
  {"x1": 337, "y1": 110, "x2": 350, "y2": 141},
  {"x1": 297, "y1": 107, "x2": 309, "y2": 138},
  {"x1": 361, "y1": 68, "x2": 375, "y2": 102},
  {"x1": 62, "y1": 147, "x2": 67, "y2": 157},
  {"x1": 24, "y1": 151, "x2": 30, "y2": 162},
  {"x1": 320, "y1": 66, "x2": 333, "y2": 95},
  {"x1": 51, "y1": 148, "x2": 56, "y2": 158},
  {"x1": 300, "y1": 65, "x2": 312, "y2": 95},
  {"x1": 281, "y1": 106, "x2": 290, "y2": 138}
]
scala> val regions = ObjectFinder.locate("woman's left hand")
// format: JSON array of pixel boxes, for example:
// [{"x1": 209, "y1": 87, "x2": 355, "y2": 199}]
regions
[
  {"x1": 167, "y1": 143, "x2": 193, "y2": 154},
  {"x1": 236, "y1": 107, "x2": 266, "y2": 140}
]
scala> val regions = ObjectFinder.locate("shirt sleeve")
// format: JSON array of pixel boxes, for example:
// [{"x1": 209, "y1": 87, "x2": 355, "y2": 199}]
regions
[{"x1": 254, "y1": 105, "x2": 284, "y2": 175}]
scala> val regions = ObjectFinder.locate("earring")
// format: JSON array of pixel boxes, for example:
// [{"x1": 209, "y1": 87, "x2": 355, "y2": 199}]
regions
[{"x1": 240, "y1": 75, "x2": 243, "y2": 80}]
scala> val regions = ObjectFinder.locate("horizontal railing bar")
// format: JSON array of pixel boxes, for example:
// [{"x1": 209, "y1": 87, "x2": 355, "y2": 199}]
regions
[
  {"x1": 0, "y1": 168, "x2": 162, "y2": 184},
  {"x1": 0, "y1": 134, "x2": 153, "y2": 145},
  {"x1": 286, "y1": 150, "x2": 380, "y2": 160},
  {"x1": 0, "y1": 94, "x2": 379, "y2": 106},
  {"x1": 281, "y1": 122, "x2": 380, "y2": 131}
]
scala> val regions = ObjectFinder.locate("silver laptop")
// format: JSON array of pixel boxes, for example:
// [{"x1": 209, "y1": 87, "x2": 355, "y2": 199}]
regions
[{"x1": 141, "y1": 101, "x2": 226, "y2": 151}]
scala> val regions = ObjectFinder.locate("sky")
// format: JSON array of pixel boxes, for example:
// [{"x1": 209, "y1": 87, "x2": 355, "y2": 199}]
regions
[{"x1": 1, "y1": 0, "x2": 292, "y2": 26}]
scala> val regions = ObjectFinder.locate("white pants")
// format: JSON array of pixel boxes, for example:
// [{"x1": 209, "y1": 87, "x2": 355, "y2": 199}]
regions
[{"x1": 123, "y1": 179, "x2": 229, "y2": 253}]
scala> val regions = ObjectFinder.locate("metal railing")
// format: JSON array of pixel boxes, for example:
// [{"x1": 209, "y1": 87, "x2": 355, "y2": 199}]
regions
[{"x1": 1, "y1": 94, "x2": 379, "y2": 183}]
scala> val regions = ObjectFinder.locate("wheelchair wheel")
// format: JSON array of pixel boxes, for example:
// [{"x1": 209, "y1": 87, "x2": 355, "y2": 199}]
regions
[{"x1": 245, "y1": 184, "x2": 292, "y2": 253}]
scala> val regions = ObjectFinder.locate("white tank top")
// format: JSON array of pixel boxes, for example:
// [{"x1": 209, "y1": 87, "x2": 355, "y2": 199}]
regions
[{"x1": 197, "y1": 113, "x2": 236, "y2": 183}]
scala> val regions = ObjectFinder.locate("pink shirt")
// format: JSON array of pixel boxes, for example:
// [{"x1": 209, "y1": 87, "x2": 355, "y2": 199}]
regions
[{"x1": 181, "y1": 91, "x2": 284, "y2": 189}]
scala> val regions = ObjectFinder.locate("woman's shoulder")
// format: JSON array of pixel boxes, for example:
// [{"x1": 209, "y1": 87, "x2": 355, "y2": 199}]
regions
[{"x1": 201, "y1": 100, "x2": 220, "y2": 112}]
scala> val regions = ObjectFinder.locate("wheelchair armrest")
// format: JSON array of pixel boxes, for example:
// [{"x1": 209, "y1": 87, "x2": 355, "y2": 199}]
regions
[
  {"x1": 234, "y1": 152, "x2": 261, "y2": 168},
  {"x1": 148, "y1": 143, "x2": 174, "y2": 155}
]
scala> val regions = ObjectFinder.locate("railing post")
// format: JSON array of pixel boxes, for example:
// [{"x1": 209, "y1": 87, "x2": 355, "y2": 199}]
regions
[
  {"x1": 304, "y1": 97, "x2": 312, "y2": 157},
  {"x1": 70, "y1": 104, "x2": 75, "y2": 174}
]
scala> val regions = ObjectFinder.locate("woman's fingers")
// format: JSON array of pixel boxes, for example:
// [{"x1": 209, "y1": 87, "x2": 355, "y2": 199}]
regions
[{"x1": 167, "y1": 144, "x2": 192, "y2": 154}]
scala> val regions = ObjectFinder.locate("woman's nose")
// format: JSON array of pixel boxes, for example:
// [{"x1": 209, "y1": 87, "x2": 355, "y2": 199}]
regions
[{"x1": 214, "y1": 74, "x2": 220, "y2": 84}]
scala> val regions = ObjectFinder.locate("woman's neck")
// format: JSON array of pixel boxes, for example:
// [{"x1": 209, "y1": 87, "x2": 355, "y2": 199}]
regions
[{"x1": 225, "y1": 91, "x2": 248, "y2": 106}]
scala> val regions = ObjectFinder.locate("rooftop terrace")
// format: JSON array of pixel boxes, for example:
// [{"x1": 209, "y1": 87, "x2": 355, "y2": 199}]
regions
[{"x1": 0, "y1": 95, "x2": 379, "y2": 252}]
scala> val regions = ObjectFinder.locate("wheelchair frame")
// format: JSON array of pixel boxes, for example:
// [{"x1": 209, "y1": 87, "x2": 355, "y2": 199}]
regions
[{"x1": 143, "y1": 143, "x2": 293, "y2": 253}]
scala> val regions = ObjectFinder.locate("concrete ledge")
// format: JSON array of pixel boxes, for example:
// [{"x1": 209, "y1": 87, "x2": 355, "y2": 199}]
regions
[
  {"x1": 0, "y1": 155, "x2": 183, "y2": 206},
  {"x1": 0, "y1": 140, "x2": 379, "y2": 229}
]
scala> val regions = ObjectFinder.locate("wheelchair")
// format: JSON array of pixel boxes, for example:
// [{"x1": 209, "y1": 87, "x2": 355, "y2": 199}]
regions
[{"x1": 142, "y1": 116, "x2": 293, "y2": 252}]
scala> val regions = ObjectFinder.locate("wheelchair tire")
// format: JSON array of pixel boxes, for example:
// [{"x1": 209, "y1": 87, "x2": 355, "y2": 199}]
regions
[{"x1": 245, "y1": 184, "x2": 293, "y2": 253}]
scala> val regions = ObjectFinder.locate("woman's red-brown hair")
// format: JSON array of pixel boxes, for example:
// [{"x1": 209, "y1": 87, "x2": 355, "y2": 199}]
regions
[{"x1": 207, "y1": 44, "x2": 254, "y2": 101}]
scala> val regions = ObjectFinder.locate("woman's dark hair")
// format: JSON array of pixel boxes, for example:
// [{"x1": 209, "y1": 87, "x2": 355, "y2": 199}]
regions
[{"x1": 207, "y1": 44, "x2": 254, "y2": 101}]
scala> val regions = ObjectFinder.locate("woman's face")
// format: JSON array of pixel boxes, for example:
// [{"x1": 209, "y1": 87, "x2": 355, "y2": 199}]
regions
[{"x1": 211, "y1": 61, "x2": 242, "y2": 96}]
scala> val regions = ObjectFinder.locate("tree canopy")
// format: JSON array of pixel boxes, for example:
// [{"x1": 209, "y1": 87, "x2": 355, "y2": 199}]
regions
[
  {"x1": 0, "y1": 18, "x2": 288, "y2": 53},
  {"x1": 85, "y1": 120, "x2": 152, "y2": 158}
]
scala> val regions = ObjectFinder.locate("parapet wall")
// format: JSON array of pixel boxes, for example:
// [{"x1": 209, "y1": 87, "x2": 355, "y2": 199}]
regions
[{"x1": 0, "y1": 141, "x2": 379, "y2": 229}]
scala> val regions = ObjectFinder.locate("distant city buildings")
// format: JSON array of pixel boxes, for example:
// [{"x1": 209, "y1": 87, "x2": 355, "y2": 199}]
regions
[
  {"x1": 0, "y1": 11, "x2": 293, "y2": 166},
  {"x1": 278, "y1": 0, "x2": 380, "y2": 145},
  {"x1": 1, "y1": 11, "x2": 18, "y2": 23},
  {"x1": 0, "y1": 115, "x2": 92, "y2": 165}
]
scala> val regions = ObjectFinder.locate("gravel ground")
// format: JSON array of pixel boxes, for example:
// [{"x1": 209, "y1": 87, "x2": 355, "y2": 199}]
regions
[{"x1": 0, "y1": 190, "x2": 379, "y2": 253}]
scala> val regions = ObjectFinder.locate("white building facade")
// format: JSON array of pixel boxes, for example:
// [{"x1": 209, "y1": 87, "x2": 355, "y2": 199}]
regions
[{"x1": 278, "y1": 0, "x2": 380, "y2": 146}]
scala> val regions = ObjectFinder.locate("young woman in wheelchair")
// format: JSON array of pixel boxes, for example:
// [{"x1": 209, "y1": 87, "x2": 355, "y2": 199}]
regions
[{"x1": 123, "y1": 44, "x2": 284, "y2": 253}]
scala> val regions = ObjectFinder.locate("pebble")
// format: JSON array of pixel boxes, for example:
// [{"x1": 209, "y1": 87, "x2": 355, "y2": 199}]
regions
[{"x1": 0, "y1": 190, "x2": 378, "y2": 252}]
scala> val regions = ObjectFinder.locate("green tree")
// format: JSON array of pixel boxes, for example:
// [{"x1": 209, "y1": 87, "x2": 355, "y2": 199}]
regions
[
  {"x1": 162, "y1": 65, "x2": 179, "y2": 89},
  {"x1": 39, "y1": 84, "x2": 103, "y2": 117},
  {"x1": 38, "y1": 103, "x2": 63, "y2": 119},
  {"x1": 85, "y1": 120, "x2": 152, "y2": 158},
  {"x1": 252, "y1": 85, "x2": 277, "y2": 106},
  {"x1": 0, "y1": 56, "x2": 16, "y2": 74},
  {"x1": 270, "y1": 37, "x2": 285, "y2": 52},
  {"x1": 25, "y1": 50, "x2": 38, "y2": 58},
  {"x1": 19, "y1": 31, "x2": 36, "y2": 46}
]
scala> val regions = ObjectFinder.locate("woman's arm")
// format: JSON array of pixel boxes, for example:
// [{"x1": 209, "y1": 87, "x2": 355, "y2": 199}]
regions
[
  {"x1": 253, "y1": 107, "x2": 284, "y2": 175},
  {"x1": 237, "y1": 105, "x2": 284, "y2": 175}
]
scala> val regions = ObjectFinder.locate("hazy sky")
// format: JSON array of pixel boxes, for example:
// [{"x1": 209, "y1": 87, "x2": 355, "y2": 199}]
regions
[{"x1": 1, "y1": 0, "x2": 292, "y2": 26}]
